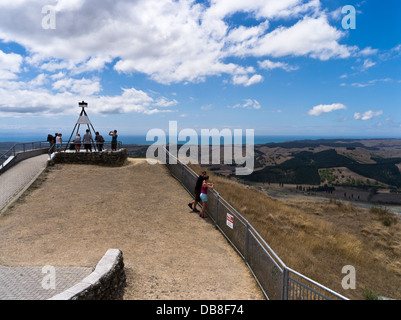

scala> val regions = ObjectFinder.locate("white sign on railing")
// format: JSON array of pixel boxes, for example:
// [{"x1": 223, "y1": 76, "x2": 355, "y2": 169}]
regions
[{"x1": 226, "y1": 213, "x2": 234, "y2": 229}]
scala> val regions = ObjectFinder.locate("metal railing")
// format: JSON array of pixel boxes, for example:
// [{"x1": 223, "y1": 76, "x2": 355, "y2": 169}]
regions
[
  {"x1": 0, "y1": 141, "x2": 50, "y2": 169},
  {"x1": 163, "y1": 146, "x2": 349, "y2": 300},
  {"x1": 1, "y1": 140, "x2": 123, "y2": 171}
]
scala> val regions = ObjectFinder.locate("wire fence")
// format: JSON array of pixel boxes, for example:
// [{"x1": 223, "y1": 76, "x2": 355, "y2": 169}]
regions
[{"x1": 163, "y1": 146, "x2": 349, "y2": 300}]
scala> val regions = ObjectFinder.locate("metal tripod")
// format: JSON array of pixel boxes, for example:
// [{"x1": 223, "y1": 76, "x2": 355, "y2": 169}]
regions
[{"x1": 64, "y1": 101, "x2": 97, "y2": 152}]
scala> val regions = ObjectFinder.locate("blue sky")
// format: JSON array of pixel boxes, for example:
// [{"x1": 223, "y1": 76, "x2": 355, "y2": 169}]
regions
[{"x1": 0, "y1": 0, "x2": 400, "y2": 141}]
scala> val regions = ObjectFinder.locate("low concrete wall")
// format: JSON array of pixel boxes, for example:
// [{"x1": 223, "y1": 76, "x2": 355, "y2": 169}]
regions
[
  {"x1": 48, "y1": 149, "x2": 127, "y2": 167},
  {"x1": 49, "y1": 249, "x2": 126, "y2": 300}
]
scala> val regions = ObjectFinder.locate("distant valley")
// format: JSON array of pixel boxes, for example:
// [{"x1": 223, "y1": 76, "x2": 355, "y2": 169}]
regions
[{"x1": 133, "y1": 138, "x2": 401, "y2": 206}]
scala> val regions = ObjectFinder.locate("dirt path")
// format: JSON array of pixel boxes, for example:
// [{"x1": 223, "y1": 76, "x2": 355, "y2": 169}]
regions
[{"x1": 0, "y1": 159, "x2": 264, "y2": 300}]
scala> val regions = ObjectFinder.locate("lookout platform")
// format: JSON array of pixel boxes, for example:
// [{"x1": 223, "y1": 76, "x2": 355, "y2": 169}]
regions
[{"x1": 0, "y1": 156, "x2": 264, "y2": 300}]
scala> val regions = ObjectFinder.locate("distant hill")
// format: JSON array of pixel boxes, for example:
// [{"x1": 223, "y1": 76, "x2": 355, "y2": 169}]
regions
[
  {"x1": 242, "y1": 148, "x2": 401, "y2": 188},
  {"x1": 259, "y1": 139, "x2": 380, "y2": 150}
]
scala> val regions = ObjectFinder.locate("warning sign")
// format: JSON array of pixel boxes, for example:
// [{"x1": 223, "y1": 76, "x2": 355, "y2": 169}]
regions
[{"x1": 226, "y1": 213, "x2": 234, "y2": 229}]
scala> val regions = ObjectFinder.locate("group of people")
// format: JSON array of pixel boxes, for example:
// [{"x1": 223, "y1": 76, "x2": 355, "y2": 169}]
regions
[
  {"x1": 47, "y1": 133, "x2": 64, "y2": 153},
  {"x1": 188, "y1": 171, "x2": 214, "y2": 219},
  {"x1": 47, "y1": 129, "x2": 119, "y2": 153}
]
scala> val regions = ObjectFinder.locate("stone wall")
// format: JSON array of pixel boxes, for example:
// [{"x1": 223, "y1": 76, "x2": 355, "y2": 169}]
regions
[
  {"x1": 48, "y1": 149, "x2": 128, "y2": 167},
  {"x1": 49, "y1": 249, "x2": 126, "y2": 300}
]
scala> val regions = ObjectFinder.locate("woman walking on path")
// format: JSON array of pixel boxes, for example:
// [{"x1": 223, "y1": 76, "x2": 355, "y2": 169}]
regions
[{"x1": 199, "y1": 176, "x2": 214, "y2": 218}]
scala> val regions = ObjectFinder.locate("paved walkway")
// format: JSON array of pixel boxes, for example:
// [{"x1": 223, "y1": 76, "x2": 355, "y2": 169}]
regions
[
  {"x1": 0, "y1": 265, "x2": 92, "y2": 300},
  {"x1": 0, "y1": 154, "x2": 49, "y2": 213},
  {"x1": 0, "y1": 154, "x2": 93, "y2": 300}
]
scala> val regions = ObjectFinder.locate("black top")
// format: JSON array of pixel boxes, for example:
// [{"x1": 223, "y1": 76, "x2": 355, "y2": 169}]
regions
[{"x1": 195, "y1": 176, "x2": 205, "y2": 190}]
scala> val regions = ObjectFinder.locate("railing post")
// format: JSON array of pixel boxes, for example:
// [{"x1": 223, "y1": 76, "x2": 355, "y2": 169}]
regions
[
  {"x1": 281, "y1": 267, "x2": 289, "y2": 300},
  {"x1": 215, "y1": 192, "x2": 220, "y2": 229},
  {"x1": 181, "y1": 161, "x2": 184, "y2": 182},
  {"x1": 245, "y1": 223, "x2": 249, "y2": 263}
]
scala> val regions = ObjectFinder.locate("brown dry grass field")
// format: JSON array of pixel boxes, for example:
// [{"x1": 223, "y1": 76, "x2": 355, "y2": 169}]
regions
[{"x1": 189, "y1": 164, "x2": 401, "y2": 300}]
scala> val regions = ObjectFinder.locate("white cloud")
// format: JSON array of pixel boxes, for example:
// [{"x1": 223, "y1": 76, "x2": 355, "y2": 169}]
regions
[
  {"x1": 308, "y1": 103, "x2": 347, "y2": 116},
  {"x1": 258, "y1": 59, "x2": 299, "y2": 71},
  {"x1": 0, "y1": 0, "x2": 354, "y2": 86},
  {"x1": 52, "y1": 77, "x2": 101, "y2": 96},
  {"x1": 351, "y1": 78, "x2": 392, "y2": 88},
  {"x1": 239, "y1": 16, "x2": 352, "y2": 60},
  {"x1": 358, "y1": 46, "x2": 379, "y2": 56},
  {"x1": 0, "y1": 0, "x2": 361, "y2": 118},
  {"x1": 230, "y1": 99, "x2": 261, "y2": 110},
  {"x1": 361, "y1": 58, "x2": 376, "y2": 71},
  {"x1": 354, "y1": 110, "x2": 383, "y2": 121},
  {"x1": 232, "y1": 74, "x2": 264, "y2": 86},
  {"x1": 153, "y1": 97, "x2": 179, "y2": 108},
  {"x1": 0, "y1": 50, "x2": 23, "y2": 80},
  {"x1": 0, "y1": 79, "x2": 178, "y2": 117}
]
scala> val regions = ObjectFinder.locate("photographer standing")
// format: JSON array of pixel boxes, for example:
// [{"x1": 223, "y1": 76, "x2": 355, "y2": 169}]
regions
[{"x1": 109, "y1": 130, "x2": 118, "y2": 151}]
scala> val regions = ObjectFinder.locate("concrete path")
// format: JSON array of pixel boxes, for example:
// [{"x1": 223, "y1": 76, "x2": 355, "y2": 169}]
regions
[
  {"x1": 0, "y1": 154, "x2": 49, "y2": 213},
  {"x1": 0, "y1": 265, "x2": 92, "y2": 300},
  {"x1": 0, "y1": 154, "x2": 93, "y2": 300}
]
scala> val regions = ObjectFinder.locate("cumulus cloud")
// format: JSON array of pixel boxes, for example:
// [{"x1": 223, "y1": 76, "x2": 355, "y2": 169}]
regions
[
  {"x1": 52, "y1": 76, "x2": 101, "y2": 96},
  {"x1": 0, "y1": 50, "x2": 23, "y2": 80},
  {"x1": 354, "y1": 110, "x2": 383, "y2": 121},
  {"x1": 0, "y1": 0, "x2": 358, "y2": 117},
  {"x1": 258, "y1": 59, "x2": 298, "y2": 71},
  {"x1": 232, "y1": 74, "x2": 264, "y2": 86},
  {"x1": 0, "y1": 0, "x2": 353, "y2": 85},
  {"x1": 0, "y1": 80, "x2": 178, "y2": 117},
  {"x1": 308, "y1": 103, "x2": 347, "y2": 116}
]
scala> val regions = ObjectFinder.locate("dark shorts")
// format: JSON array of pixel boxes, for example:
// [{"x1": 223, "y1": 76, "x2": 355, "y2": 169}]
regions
[
  {"x1": 194, "y1": 189, "x2": 201, "y2": 202},
  {"x1": 84, "y1": 144, "x2": 91, "y2": 149}
]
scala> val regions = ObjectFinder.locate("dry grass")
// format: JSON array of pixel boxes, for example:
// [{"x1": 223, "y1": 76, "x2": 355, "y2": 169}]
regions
[{"x1": 190, "y1": 163, "x2": 401, "y2": 300}]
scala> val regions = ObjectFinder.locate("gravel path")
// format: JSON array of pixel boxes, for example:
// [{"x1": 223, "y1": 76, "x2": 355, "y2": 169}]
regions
[{"x1": 0, "y1": 159, "x2": 264, "y2": 300}]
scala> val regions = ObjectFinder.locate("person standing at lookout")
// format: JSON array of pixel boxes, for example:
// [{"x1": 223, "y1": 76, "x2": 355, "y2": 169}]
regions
[
  {"x1": 109, "y1": 130, "x2": 118, "y2": 151},
  {"x1": 83, "y1": 129, "x2": 93, "y2": 152},
  {"x1": 188, "y1": 171, "x2": 207, "y2": 213},
  {"x1": 75, "y1": 133, "x2": 81, "y2": 153},
  {"x1": 55, "y1": 133, "x2": 62, "y2": 153},
  {"x1": 199, "y1": 176, "x2": 214, "y2": 219},
  {"x1": 95, "y1": 132, "x2": 104, "y2": 152}
]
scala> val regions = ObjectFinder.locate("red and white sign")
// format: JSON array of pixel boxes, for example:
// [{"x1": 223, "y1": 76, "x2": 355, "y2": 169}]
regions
[{"x1": 226, "y1": 213, "x2": 234, "y2": 229}]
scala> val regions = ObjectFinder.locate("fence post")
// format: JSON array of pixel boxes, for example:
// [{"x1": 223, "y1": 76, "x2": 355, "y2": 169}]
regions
[
  {"x1": 215, "y1": 192, "x2": 220, "y2": 229},
  {"x1": 181, "y1": 161, "x2": 184, "y2": 182},
  {"x1": 281, "y1": 267, "x2": 289, "y2": 300},
  {"x1": 245, "y1": 223, "x2": 249, "y2": 263}
]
